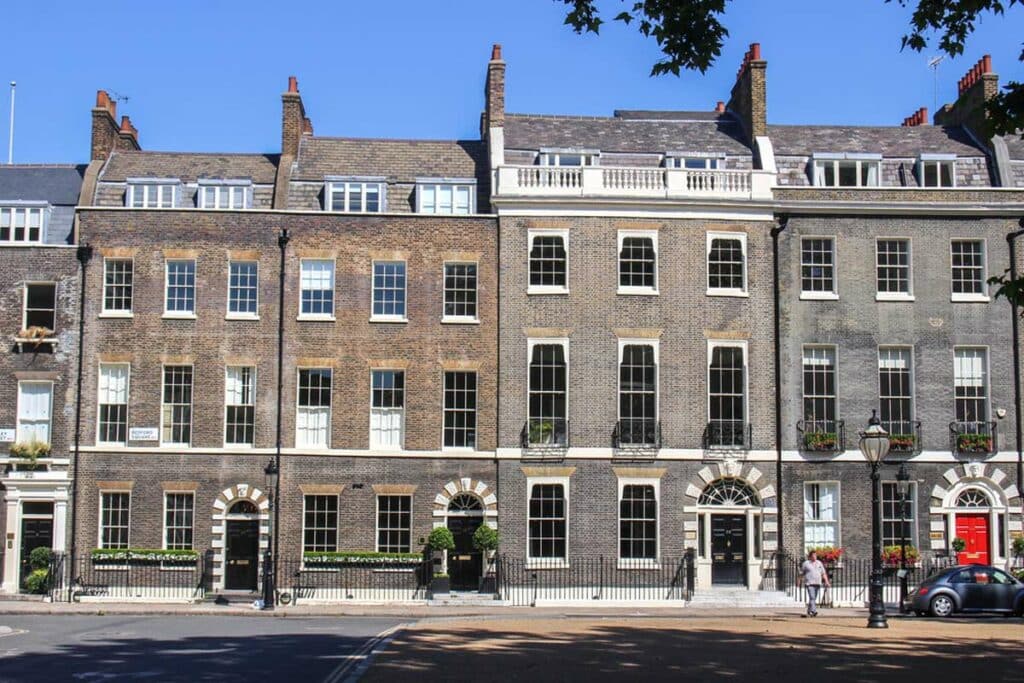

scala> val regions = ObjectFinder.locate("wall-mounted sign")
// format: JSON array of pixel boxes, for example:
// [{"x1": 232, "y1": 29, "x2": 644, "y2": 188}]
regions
[
  {"x1": 0, "y1": 429, "x2": 15, "y2": 443},
  {"x1": 129, "y1": 428, "x2": 159, "y2": 442}
]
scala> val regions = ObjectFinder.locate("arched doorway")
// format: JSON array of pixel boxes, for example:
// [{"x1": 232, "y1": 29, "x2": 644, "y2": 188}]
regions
[
  {"x1": 930, "y1": 464, "x2": 1020, "y2": 568},
  {"x1": 698, "y1": 478, "x2": 761, "y2": 586},
  {"x1": 446, "y1": 493, "x2": 484, "y2": 591},
  {"x1": 954, "y1": 487, "x2": 993, "y2": 565},
  {"x1": 224, "y1": 500, "x2": 260, "y2": 591}
]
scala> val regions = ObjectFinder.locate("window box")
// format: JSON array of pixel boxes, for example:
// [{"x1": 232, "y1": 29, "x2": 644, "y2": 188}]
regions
[
  {"x1": 952, "y1": 426, "x2": 996, "y2": 455},
  {"x1": 90, "y1": 548, "x2": 198, "y2": 564},
  {"x1": 13, "y1": 326, "x2": 57, "y2": 350},
  {"x1": 798, "y1": 421, "x2": 846, "y2": 453},
  {"x1": 301, "y1": 551, "x2": 423, "y2": 567}
]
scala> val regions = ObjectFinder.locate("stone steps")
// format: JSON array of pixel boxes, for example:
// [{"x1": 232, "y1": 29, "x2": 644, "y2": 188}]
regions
[
  {"x1": 688, "y1": 589, "x2": 798, "y2": 608},
  {"x1": 429, "y1": 591, "x2": 503, "y2": 606}
]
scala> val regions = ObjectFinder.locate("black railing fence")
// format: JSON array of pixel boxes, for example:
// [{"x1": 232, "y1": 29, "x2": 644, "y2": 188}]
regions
[
  {"x1": 276, "y1": 557, "x2": 432, "y2": 605},
  {"x1": 53, "y1": 553, "x2": 210, "y2": 602},
  {"x1": 796, "y1": 419, "x2": 846, "y2": 453},
  {"x1": 703, "y1": 420, "x2": 752, "y2": 449},
  {"x1": 496, "y1": 552, "x2": 695, "y2": 606},
  {"x1": 612, "y1": 419, "x2": 661, "y2": 449},
  {"x1": 950, "y1": 420, "x2": 998, "y2": 455}
]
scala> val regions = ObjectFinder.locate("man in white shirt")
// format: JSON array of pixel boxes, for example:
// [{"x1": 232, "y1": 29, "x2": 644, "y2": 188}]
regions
[{"x1": 799, "y1": 549, "x2": 830, "y2": 617}]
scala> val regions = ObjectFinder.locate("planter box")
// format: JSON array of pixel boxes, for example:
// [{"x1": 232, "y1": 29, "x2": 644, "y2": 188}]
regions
[
  {"x1": 479, "y1": 575, "x2": 497, "y2": 594},
  {"x1": 430, "y1": 576, "x2": 450, "y2": 596}
]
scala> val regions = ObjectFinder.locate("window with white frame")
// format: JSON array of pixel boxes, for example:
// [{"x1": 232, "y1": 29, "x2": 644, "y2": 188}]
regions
[
  {"x1": 804, "y1": 482, "x2": 840, "y2": 549},
  {"x1": 299, "y1": 259, "x2": 334, "y2": 318},
  {"x1": 103, "y1": 259, "x2": 133, "y2": 314},
  {"x1": 618, "y1": 343, "x2": 658, "y2": 446},
  {"x1": 443, "y1": 371, "x2": 477, "y2": 449},
  {"x1": 443, "y1": 263, "x2": 477, "y2": 321},
  {"x1": 198, "y1": 182, "x2": 251, "y2": 209},
  {"x1": 707, "y1": 343, "x2": 747, "y2": 447},
  {"x1": 879, "y1": 348, "x2": 914, "y2": 435},
  {"x1": 225, "y1": 366, "x2": 255, "y2": 446},
  {"x1": 528, "y1": 483, "x2": 566, "y2": 559},
  {"x1": 801, "y1": 346, "x2": 836, "y2": 427},
  {"x1": 97, "y1": 364, "x2": 129, "y2": 445},
  {"x1": 707, "y1": 233, "x2": 746, "y2": 294},
  {"x1": 812, "y1": 155, "x2": 880, "y2": 187},
  {"x1": 23, "y1": 283, "x2": 56, "y2": 331},
  {"x1": 619, "y1": 483, "x2": 657, "y2": 560},
  {"x1": 164, "y1": 492, "x2": 194, "y2": 550},
  {"x1": 127, "y1": 182, "x2": 178, "y2": 208},
  {"x1": 326, "y1": 180, "x2": 383, "y2": 212},
  {"x1": 528, "y1": 231, "x2": 568, "y2": 292},
  {"x1": 296, "y1": 368, "x2": 331, "y2": 448},
  {"x1": 370, "y1": 370, "x2": 404, "y2": 449},
  {"x1": 954, "y1": 348, "x2": 988, "y2": 424},
  {"x1": 666, "y1": 155, "x2": 721, "y2": 169},
  {"x1": 228, "y1": 261, "x2": 258, "y2": 316},
  {"x1": 881, "y1": 482, "x2": 917, "y2": 548},
  {"x1": 539, "y1": 150, "x2": 597, "y2": 166},
  {"x1": 100, "y1": 491, "x2": 130, "y2": 549},
  {"x1": 165, "y1": 260, "x2": 196, "y2": 315},
  {"x1": 161, "y1": 366, "x2": 193, "y2": 446},
  {"x1": 418, "y1": 181, "x2": 474, "y2": 214},
  {"x1": 800, "y1": 237, "x2": 836, "y2": 296},
  {"x1": 17, "y1": 381, "x2": 52, "y2": 445},
  {"x1": 0, "y1": 206, "x2": 46, "y2": 244},
  {"x1": 527, "y1": 341, "x2": 568, "y2": 446},
  {"x1": 303, "y1": 495, "x2": 338, "y2": 552},
  {"x1": 372, "y1": 261, "x2": 407, "y2": 320},
  {"x1": 951, "y1": 240, "x2": 987, "y2": 299},
  {"x1": 918, "y1": 156, "x2": 955, "y2": 188},
  {"x1": 376, "y1": 495, "x2": 411, "y2": 553},
  {"x1": 876, "y1": 239, "x2": 912, "y2": 297},
  {"x1": 618, "y1": 232, "x2": 657, "y2": 292}
]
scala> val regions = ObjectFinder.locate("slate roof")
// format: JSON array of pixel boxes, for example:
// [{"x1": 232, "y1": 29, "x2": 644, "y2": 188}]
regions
[
  {"x1": 504, "y1": 112, "x2": 751, "y2": 155},
  {"x1": 100, "y1": 151, "x2": 279, "y2": 184},
  {"x1": 769, "y1": 124, "x2": 987, "y2": 158},
  {"x1": 293, "y1": 137, "x2": 489, "y2": 184},
  {"x1": 0, "y1": 165, "x2": 86, "y2": 204}
]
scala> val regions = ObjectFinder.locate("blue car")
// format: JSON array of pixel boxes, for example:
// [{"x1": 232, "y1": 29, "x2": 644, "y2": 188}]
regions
[{"x1": 905, "y1": 564, "x2": 1024, "y2": 617}]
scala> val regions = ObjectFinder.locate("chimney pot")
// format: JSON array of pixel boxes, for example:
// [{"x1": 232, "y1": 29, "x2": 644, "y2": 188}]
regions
[
  {"x1": 750, "y1": 43, "x2": 761, "y2": 60},
  {"x1": 491, "y1": 43, "x2": 502, "y2": 61},
  {"x1": 288, "y1": 76, "x2": 298, "y2": 93},
  {"x1": 715, "y1": 101, "x2": 725, "y2": 113},
  {"x1": 982, "y1": 54, "x2": 992, "y2": 73}
]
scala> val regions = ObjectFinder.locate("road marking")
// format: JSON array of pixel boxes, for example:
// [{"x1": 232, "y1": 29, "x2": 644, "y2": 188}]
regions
[
  {"x1": 0, "y1": 627, "x2": 24, "y2": 639},
  {"x1": 321, "y1": 623, "x2": 409, "y2": 683}
]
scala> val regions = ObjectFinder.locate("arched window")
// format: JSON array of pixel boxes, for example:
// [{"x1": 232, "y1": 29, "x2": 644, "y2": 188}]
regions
[
  {"x1": 698, "y1": 478, "x2": 759, "y2": 506},
  {"x1": 229, "y1": 500, "x2": 259, "y2": 515},
  {"x1": 955, "y1": 488, "x2": 991, "y2": 508},
  {"x1": 448, "y1": 493, "x2": 483, "y2": 512}
]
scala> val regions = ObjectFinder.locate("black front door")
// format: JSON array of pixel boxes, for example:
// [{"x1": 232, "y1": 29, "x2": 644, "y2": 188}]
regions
[
  {"x1": 225, "y1": 520, "x2": 259, "y2": 591},
  {"x1": 711, "y1": 514, "x2": 746, "y2": 586},
  {"x1": 447, "y1": 517, "x2": 482, "y2": 591},
  {"x1": 19, "y1": 512, "x2": 54, "y2": 589}
]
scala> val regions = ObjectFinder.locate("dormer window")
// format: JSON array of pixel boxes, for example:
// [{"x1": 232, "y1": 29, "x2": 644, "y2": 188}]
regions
[
  {"x1": 417, "y1": 179, "x2": 475, "y2": 215},
  {"x1": 325, "y1": 178, "x2": 385, "y2": 213},
  {"x1": 126, "y1": 179, "x2": 180, "y2": 208},
  {"x1": 665, "y1": 154, "x2": 722, "y2": 170},
  {"x1": 0, "y1": 205, "x2": 47, "y2": 244},
  {"x1": 198, "y1": 180, "x2": 252, "y2": 209},
  {"x1": 918, "y1": 155, "x2": 955, "y2": 188},
  {"x1": 812, "y1": 154, "x2": 881, "y2": 187},
  {"x1": 539, "y1": 149, "x2": 599, "y2": 166}
]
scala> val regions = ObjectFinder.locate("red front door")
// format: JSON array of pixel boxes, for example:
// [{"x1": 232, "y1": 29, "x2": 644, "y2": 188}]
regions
[{"x1": 955, "y1": 513, "x2": 990, "y2": 565}]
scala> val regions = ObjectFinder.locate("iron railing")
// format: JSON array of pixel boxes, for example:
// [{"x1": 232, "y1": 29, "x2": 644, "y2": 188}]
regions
[
  {"x1": 781, "y1": 555, "x2": 957, "y2": 607},
  {"x1": 612, "y1": 419, "x2": 661, "y2": 450},
  {"x1": 796, "y1": 419, "x2": 846, "y2": 453},
  {"x1": 950, "y1": 421, "x2": 998, "y2": 455},
  {"x1": 882, "y1": 420, "x2": 923, "y2": 455},
  {"x1": 703, "y1": 420, "x2": 752, "y2": 450},
  {"x1": 496, "y1": 552, "x2": 694, "y2": 606},
  {"x1": 520, "y1": 418, "x2": 570, "y2": 450},
  {"x1": 58, "y1": 552, "x2": 210, "y2": 602},
  {"x1": 277, "y1": 557, "x2": 432, "y2": 605}
]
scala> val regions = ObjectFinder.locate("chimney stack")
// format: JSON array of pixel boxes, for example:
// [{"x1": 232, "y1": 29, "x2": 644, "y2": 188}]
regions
[
  {"x1": 714, "y1": 101, "x2": 725, "y2": 113},
  {"x1": 934, "y1": 55, "x2": 998, "y2": 136},
  {"x1": 90, "y1": 90, "x2": 120, "y2": 161},
  {"x1": 281, "y1": 75, "x2": 311, "y2": 159},
  {"x1": 726, "y1": 43, "x2": 767, "y2": 143},
  {"x1": 901, "y1": 107, "x2": 929, "y2": 127},
  {"x1": 117, "y1": 115, "x2": 141, "y2": 150},
  {"x1": 484, "y1": 43, "x2": 506, "y2": 133}
]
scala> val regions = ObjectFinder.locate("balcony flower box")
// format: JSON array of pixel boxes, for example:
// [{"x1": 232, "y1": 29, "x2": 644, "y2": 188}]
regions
[
  {"x1": 957, "y1": 433, "x2": 993, "y2": 454},
  {"x1": 301, "y1": 551, "x2": 423, "y2": 567},
  {"x1": 91, "y1": 548, "x2": 199, "y2": 565},
  {"x1": 881, "y1": 545, "x2": 920, "y2": 567},
  {"x1": 8, "y1": 439, "x2": 51, "y2": 468},
  {"x1": 13, "y1": 326, "x2": 57, "y2": 350},
  {"x1": 810, "y1": 545, "x2": 844, "y2": 567},
  {"x1": 888, "y1": 434, "x2": 917, "y2": 452},
  {"x1": 803, "y1": 431, "x2": 839, "y2": 452}
]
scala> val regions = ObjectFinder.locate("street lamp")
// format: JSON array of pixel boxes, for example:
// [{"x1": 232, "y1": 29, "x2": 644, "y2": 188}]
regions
[
  {"x1": 262, "y1": 458, "x2": 279, "y2": 609},
  {"x1": 896, "y1": 462, "x2": 911, "y2": 614},
  {"x1": 859, "y1": 410, "x2": 891, "y2": 629}
]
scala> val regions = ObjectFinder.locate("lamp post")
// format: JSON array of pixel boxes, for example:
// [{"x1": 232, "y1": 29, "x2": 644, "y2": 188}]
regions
[
  {"x1": 859, "y1": 410, "x2": 891, "y2": 628},
  {"x1": 896, "y1": 462, "x2": 911, "y2": 614},
  {"x1": 262, "y1": 458, "x2": 279, "y2": 609}
]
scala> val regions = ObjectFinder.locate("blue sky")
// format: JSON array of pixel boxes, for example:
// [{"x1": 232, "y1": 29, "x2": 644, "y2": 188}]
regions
[{"x1": 4, "y1": 0, "x2": 1022, "y2": 162}]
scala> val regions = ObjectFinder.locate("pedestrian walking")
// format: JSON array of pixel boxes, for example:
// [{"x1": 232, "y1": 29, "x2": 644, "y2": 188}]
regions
[{"x1": 799, "y1": 549, "x2": 830, "y2": 617}]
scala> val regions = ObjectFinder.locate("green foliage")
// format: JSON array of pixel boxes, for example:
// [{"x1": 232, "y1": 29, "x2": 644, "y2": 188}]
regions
[
  {"x1": 91, "y1": 548, "x2": 199, "y2": 562},
  {"x1": 989, "y1": 268, "x2": 1024, "y2": 312},
  {"x1": 303, "y1": 551, "x2": 422, "y2": 565},
  {"x1": 23, "y1": 568, "x2": 50, "y2": 594},
  {"x1": 951, "y1": 537, "x2": 967, "y2": 552},
  {"x1": 957, "y1": 433, "x2": 993, "y2": 453},
  {"x1": 803, "y1": 431, "x2": 838, "y2": 452},
  {"x1": 882, "y1": 545, "x2": 920, "y2": 565},
  {"x1": 472, "y1": 524, "x2": 500, "y2": 552},
  {"x1": 1011, "y1": 536, "x2": 1024, "y2": 558},
  {"x1": 28, "y1": 546, "x2": 53, "y2": 570},
  {"x1": 427, "y1": 527, "x2": 456, "y2": 551}
]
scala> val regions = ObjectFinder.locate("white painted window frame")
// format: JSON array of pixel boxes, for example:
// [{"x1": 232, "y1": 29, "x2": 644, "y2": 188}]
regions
[
  {"x1": 917, "y1": 154, "x2": 957, "y2": 188},
  {"x1": 96, "y1": 362, "x2": 130, "y2": 446},
  {"x1": 617, "y1": 229, "x2": 659, "y2": 296},
  {"x1": 370, "y1": 260, "x2": 409, "y2": 323},
  {"x1": 226, "y1": 260, "x2": 260, "y2": 320},
  {"x1": 875, "y1": 237, "x2": 915, "y2": 302},
  {"x1": 706, "y1": 339, "x2": 749, "y2": 426},
  {"x1": 953, "y1": 346, "x2": 991, "y2": 423},
  {"x1": 126, "y1": 179, "x2": 180, "y2": 209},
  {"x1": 705, "y1": 231, "x2": 748, "y2": 297},
  {"x1": 22, "y1": 281, "x2": 57, "y2": 332},
  {"x1": 798, "y1": 235, "x2": 839, "y2": 300},
  {"x1": 811, "y1": 153, "x2": 882, "y2": 187},
  {"x1": 98, "y1": 490, "x2": 131, "y2": 550},
  {"x1": 369, "y1": 368, "x2": 406, "y2": 451},
  {"x1": 0, "y1": 203, "x2": 49, "y2": 244},
  {"x1": 949, "y1": 238, "x2": 989, "y2": 303},
  {"x1": 526, "y1": 338, "x2": 570, "y2": 440},
  {"x1": 538, "y1": 148, "x2": 599, "y2": 166},
  {"x1": 324, "y1": 177, "x2": 386, "y2": 213},
  {"x1": 162, "y1": 491, "x2": 195, "y2": 551},
  {"x1": 296, "y1": 367, "x2": 332, "y2": 450},
  {"x1": 441, "y1": 260, "x2": 479, "y2": 324},
  {"x1": 525, "y1": 475, "x2": 570, "y2": 567},
  {"x1": 298, "y1": 258, "x2": 336, "y2": 321},
  {"x1": 197, "y1": 180, "x2": 253, "y2": 210},
  {"x1": 527, "y1": 228, "x2": 570, "y2": 295},
  {"x1": 160, "y1": 364, "x2": 193, "y2": 447},
  {"x1": 375, "y1": 493, "x2": 412, "y2": 553},
  {"x1": 803, "y1": 480, "x2": 841, "y2": 551},
  {"x1": 163, "y1": 258, "x2": 197, "y2": 319},
  {"x1": 616, "y1": 477, "x2": 661, "y2": 567},
  {"x1": 617, "y1": 338, "x2": 659, "y2": 431},
  {"x1": 441, "y1": 369, "x2": 478, "y2": 452},
  {"x1": 101, "y1": 257, "x2": 134, "y2": 318},
  {"x1": 15, "y1": 380, "x2": 54, "y2": 445},
  {"x1": 415, "y1": 178, "x2": 476, "y2": 215},
  {"x1": 224, "y1": 365, "x2": 256, "y2": 448}
]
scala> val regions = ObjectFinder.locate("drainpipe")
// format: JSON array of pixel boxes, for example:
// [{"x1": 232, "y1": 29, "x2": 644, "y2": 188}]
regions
[
  {"x1": 771, "y1": 216, "x2": 788, "y2": 585},
  {"x1": 68, "y1": 244, "x2": 93, "y2": 581},
  {"x1": 1007, "y1": 221, "x2": 1024, "y2": 535},
  {"x1": 493, "y1": 213, "x2": 500, "y2": 554},
  {"x1": 272, "y1": 228, "x2": 289, "y2": 606}
]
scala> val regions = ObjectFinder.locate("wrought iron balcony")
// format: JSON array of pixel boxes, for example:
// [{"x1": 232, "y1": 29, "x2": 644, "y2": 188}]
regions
[
  {"x1": 703, "y1": 420, "x2": 752, "y2": 450},
  {"x1": 882, "y1": 420, "x2": 922, "y2": 455},
  {"x1": 949, "y1": 421, "x2": 997, "y2": 456},
  {"x1": 796, "y1": 419, "x2": 846, "y2": 453},
  {"x1": 520, "y1": 418, "x2": 569, "y2": 450},
  {"x1": 612, "y1": 419, "x2": 661, "y2": 450}
]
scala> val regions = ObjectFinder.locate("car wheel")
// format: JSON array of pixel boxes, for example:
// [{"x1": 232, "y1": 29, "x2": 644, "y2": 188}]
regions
[{"x1": 930, "y1": 594, "x2": 955, "y2": 618}]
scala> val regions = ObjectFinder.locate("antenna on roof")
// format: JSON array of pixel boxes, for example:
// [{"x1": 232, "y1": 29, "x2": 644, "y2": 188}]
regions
[
  {"x1": 928, "y1": 56, "x2": 944, "y2": 115},
  {"x1": 7, "y1": 81, "x2": 14, "y2": 165},
  {"x1": 108, "y1": 90, "x2": 131, "y2": 105}
]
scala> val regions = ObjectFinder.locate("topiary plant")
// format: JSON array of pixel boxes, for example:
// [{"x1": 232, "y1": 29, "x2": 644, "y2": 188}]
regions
[
  {"x1": 28, "y1": 546, "x2": 53, "y2": 571},
  {"x1": 951, "y1": 537, "x2": 967, "y2": 553},
  {"x1": 1012, "y1": 536, "x2": 1024, "y2": 559},
  {"x1": 23, "y1": 568, "x2": 50, "y2": 594},
  {"x1": 472, "y1": 524, "x2": 499, "y2": 552},
  {"x1": 426, "y1": 527, "x2": 455, "y2": 552}
]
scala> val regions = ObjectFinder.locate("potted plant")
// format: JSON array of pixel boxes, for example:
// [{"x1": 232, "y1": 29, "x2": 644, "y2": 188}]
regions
[
  {"x1": 529, "y1": 420, "x2": 554, "y2": 445},
  {"x1": 881, "y1": 545, "x2": 920, "y2": 567},
  {"x1": 803, "y1": 431, "x2": 838, "y2": 452},
  {"x1": 1011, "y1": 536, "x2": 1024, "y2": 564},
  {"x1": 957, "y1": 433, "x2": 993, "y2": 454},
  {"x1": 951, "y1": 537, "x2": 967, "y2": 555},
  {"x1": 811, "y1": 546, "x2": 844, "y2": 568},
  {"x1": 427, "y1": 527, "x2": 455, "y2": 595},
  {"x1": 22, "y1": 546, "x2": 53, "y2": 595},
  {"x1": 473, "y1": 524, "x2": 500, "y2": 593},
  {"x1": 888, "y1": 434, "x2": 916, "y2": 452}
]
